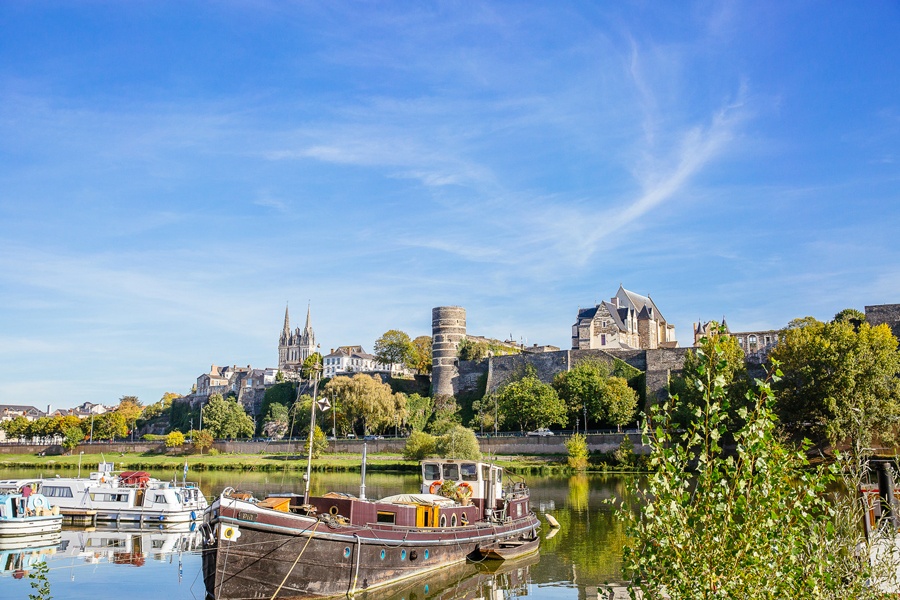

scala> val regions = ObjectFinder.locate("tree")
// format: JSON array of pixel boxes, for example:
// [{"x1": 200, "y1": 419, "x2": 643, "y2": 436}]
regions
[
  {"x1": 93, "y1": 411, "x2": 127, "y2": 441},
  {"x1": 429, "y1": 395, "x2": 460, "y2": 435},
  {"x1": 193, "y1": 430, "x2": 213, "y2": 454},
  {"x1": 619, "y1": 328, "x2": 887, "y2": 599},
  {"x1": 116, "y1": 396, "x2": 144, "y2": 439},
  {"x1": 201, "y1": 394, "x2": 255, "y2": 439},
  {"x1": 374, "y1": 329, "x2": 413, "y2": 370},
  {"x1": 304, "y1": 425, "x2": 328, "y2": 458},
  {"x1": 604, "y1": 376, "x2": 638, "y2": 431},
  {"x1": 1, "y1": 416, "x2": 30, "y2": 440},
  {"x1": 405, "y1": 393, "x2": 434, "y2": 432},
  {"x1": 165, "y1": 431, "x2": 185, "y2": 447},
  {"x1": 771, "y1": 317, "x2": 900, "y2": 452},
  {"x1": 554, "y1": 359, "x2": 609, "y2": 430},
  {"x1": 493, "y1": 365, "x2": 567, "y2": 433},
  {"x1": 324, "y1": 374, "x2": 396, "y2": 435},
  {"x1": 301, "y1": 352, "x2": 323, "y2": 380},
  {"x1": 565, "y1": 433, "x2": 588, "y2": 469},
  {"x1": 436, "y1": 425, "x2": 481, "y2": 460},
  {"x1": 61, "y1": 426, "x2": 83, "y2": 453},
  {"x1": 834, "y1": 307, "x2": 866, "y2": 330},
  {"x1": 403, "y1": 431, "x2": 437, "y2": 460},
  {"x1": 262, "y1": 402, "x2": 289, "y2": 439},
  {"x1": 457, "y1": 338, "x2": 489, "y2": 361},
  {"x1": 409, "y1": 335, "x2": 433, "y2": 374},
  {"x1": 668, "y1": 323, "x2": 750, "y2": 430}
]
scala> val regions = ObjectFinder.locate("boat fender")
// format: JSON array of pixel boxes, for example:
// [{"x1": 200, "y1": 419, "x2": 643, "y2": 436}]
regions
[
  {"x1": 190, "y1": 510, "x2": 197, "y2": 521},
  {"x1": 330, "y1": 505, "x2": 340, "y2": 516},
  {"x1": 429, "y1": 481, "x2": 443, "y2": 494}
]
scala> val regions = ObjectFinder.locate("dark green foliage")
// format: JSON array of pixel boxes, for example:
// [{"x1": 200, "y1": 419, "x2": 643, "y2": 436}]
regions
[{"x1": 403, "y1": 430, "x2": 437, "y2": 460}]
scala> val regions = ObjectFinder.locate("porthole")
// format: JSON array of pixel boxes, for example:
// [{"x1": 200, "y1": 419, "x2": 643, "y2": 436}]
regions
[
  {"x1": 410, "y1": 550, "x2": 418, "y2": 561},
  {"x1": 344, "y1": 547, "x2": 351, "y2": 558},
  {"x1": 439, "y1": 515, "x2": 447, "y2": 528},
  {"x1": 401, "y1": 549, "x2": 407, "y2": 560},
  {"x1": 424, "y1": 549, "x2": 429, "y2": 560},
  {"x1": 450, "y1": 514, "x2": 457, "y2": 527},
  {"x1": 380, "y1": 549, "x2": 385, "y2": 560}
]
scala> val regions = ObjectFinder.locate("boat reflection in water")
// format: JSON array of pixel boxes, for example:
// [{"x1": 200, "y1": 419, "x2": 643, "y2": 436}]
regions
[
  {"x1": 0, "y1": 534, "x2": 59, "y2": 580},
  {"x1": 57, "y1": 523, "x2": 202, "y2": 567}
]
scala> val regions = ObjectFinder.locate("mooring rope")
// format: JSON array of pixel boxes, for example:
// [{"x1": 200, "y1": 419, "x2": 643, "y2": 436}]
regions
[{"x1": 268, "y1": 519, "x2": 321, "y2": 600}]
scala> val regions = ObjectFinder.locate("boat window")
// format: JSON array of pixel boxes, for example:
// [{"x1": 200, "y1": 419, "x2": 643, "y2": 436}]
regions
[
  {"x1": 423, "y1": 464, "x2": 441, "y2": 480},
  {"x1": 42, "y1": 486, "x2": 74, "y2": 498},
  {"x1": 376, "y1": 511, "x2": 396, "y2": 524},
  {"x1": 460, "y1": 464, "x2": 477, "y2": 481},
  {"x1": 89, "y1": 493, "x2": 129, "y2": 502},
  {"x1": 481, "y1": 465, "x2": 489, "y2": 481},
  {"x1": 442, "y1": 464, "x2": 459, "y2": 480}
]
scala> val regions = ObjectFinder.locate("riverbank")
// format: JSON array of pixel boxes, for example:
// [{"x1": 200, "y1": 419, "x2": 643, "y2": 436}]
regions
[{"x1": 0, "y1": 450, "x2": 645, "y2": 475}]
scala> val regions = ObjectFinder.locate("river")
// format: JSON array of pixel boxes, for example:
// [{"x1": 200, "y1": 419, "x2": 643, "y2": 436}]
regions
[{"x1": 0, "y1": 468, "x2": 636, "y2": 600}]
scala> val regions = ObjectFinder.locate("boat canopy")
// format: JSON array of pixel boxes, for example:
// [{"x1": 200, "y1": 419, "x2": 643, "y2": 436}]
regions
[{"x1": 379, "y1": 493, "x2": 457, "y2": 506}]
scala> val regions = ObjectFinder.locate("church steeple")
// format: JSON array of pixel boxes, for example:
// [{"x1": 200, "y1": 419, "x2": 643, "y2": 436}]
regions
[{"x1": 304, "y1": 302, "x2": 311, "y2": 331}]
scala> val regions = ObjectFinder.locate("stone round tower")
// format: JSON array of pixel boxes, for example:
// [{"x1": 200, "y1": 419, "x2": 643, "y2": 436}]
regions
[{"x1": 431, "y1": 306, "x2": 466, "y2": 398}]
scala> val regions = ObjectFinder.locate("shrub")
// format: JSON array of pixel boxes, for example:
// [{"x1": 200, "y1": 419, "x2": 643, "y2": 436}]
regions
[
  {"x1": 565, "y1": 433, "x2": 589, "y2": 469},
  {"x1": 165, "y1": 431, "x2": 185, "y2": 448},
  {"x1": 612, "y1": 435, "x2": 633, "y2": 467},
  {"x1": 436, "y1": 425, "x2": 481, "y2": 460},
  {"x1": 403, "y1": 431, "x2": 436, "y2": 460},
  {"x1": 303, "y1": 426, "x2": 328, "y2": 459}
]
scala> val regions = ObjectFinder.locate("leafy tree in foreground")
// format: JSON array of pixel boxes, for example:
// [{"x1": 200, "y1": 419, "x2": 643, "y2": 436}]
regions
[
  {"x1": 771, "y1": 317, "x2": 900, "y2": 452},
  {"x1": 619, "y1": 334, "x2": 890, "y2": 599},
  {"x1": 403, "y1": 430, "x2": 437, "y2": 460},
  {"x1": 324, "y1": 374, "x2": 396, "y2": 435},
  {"x1": 494, "y1": 365, "x2": 567, "y2": 433}
]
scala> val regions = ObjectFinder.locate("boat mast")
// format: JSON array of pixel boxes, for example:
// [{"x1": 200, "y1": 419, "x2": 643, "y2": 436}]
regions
[{"x1": 303, "y1": 365, "x2": 321, "y2": 506}]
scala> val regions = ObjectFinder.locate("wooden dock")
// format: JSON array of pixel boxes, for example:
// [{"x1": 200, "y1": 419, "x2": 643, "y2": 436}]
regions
[{"x1": 60, "y1": 509, "x2": 97, "y2": 527}]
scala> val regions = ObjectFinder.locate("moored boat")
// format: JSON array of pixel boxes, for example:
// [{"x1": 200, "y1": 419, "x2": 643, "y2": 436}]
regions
[
  {"x1": 0, "y1": 462, "x2": 208, "y2": 526},
  {"x1": 202, "y1": 458, "x2": 540, "y2": 599},
  {"x1": 0, "y1": 484, "x2": 63, "y2": 540},
  {"x1": 473, "y1": 531, "x2": 540, "y2": 561}
]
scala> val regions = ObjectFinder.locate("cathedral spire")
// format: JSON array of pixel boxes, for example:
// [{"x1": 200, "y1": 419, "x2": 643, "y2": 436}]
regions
[
  {"x1": 305, "y1": 302, "x2": 311, "y2": 330},
  {"x1": 283, "y1": 304, "x2": 291, "y2": 335}
]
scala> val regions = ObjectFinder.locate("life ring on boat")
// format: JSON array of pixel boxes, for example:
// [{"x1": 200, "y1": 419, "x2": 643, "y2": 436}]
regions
[
  {"x1": 429, "y1": 481, "x2": 443, "y2": 495},
  {"x1": 329, "y1": 505, "x2": 340, "y2": 516},
  {"x1": 28, "y1": 495, "x2": 49, "y2": 511},
  {"x1": 460, "y1": 514, "x2": 468, "y2": 526}
]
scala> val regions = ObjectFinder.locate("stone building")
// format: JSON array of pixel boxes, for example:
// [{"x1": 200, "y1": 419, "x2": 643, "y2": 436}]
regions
[
  {"x1": 866, "y1": 304, "x2": 900, "y2": 340},
  {"x1": 572, "y1": 285, "x2": 677, "y2": 350},
  {"x1": 693, "y1": 320, "x2": 779, "y2": 364},
  {"x1": 278, "y1": 304, "x2": 316, "y2": 372}
]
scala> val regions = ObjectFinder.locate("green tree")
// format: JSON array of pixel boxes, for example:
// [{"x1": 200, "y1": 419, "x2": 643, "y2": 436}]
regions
[
  {"x1": 668, "y1": 324, "x2": 749, "y2": 430},
  {"x1": 165, "y1": 431, "x2": 185, "y2": 447},
  {"x1": 771, "y1": 317, "x2": 900, "y2": 451},
  {"x1": 409, "y1": 335, "x2": 433, "y2": 374},
  {"x1": 1, "y1": 416, "x2": 30, "y2": 440},
  {"x1": 116, "y1": 395, "x2": 144, "y2": 439},
  {"x1": 436, "y1": 425, "x2": 481, "y2": 460},
  {"x1": 403, "y1": 430, "x2": 437, "y2": 460},
  {"x1": 405, "y1": 393, "x2": 433, "y2": 432},
  {"x1": 303, "y1": 425, "x2": 328, "y2": 458},
  {"x1": 374, "y1": 329, "x2": 413, "y2": 370},
  {"x1": 604, "y1": 376, "x2": 638, "y2": 431},
  {"x1": 565, "y1": 433, "x2": 589, "y2": 469},
  {"x1": 201, "y1": 394, "x2": 255, "y2": 439},
  {"x1": 429, "y1": 394, "x2": 460, "y2": 435},
  {"x1": 324, "y1": 374, "x2": 396, "y2": 435},
  {"x1": 554, "y1": 359, "x2": 609, "y2": 430},
  {"x1": 457, "y1": 338, "x2": 489, "y2": 361},
  {"x1": 93, "y1": 411, "x2": 127, "y2": 441},
  {"x1": 262, "y1": 402, "x2": 289, "y2": 439},
  {"x1": 619, "y1": 333, "x2": 888, "y2": 599},
  {"x1": 833, "y1": 307, "x2": 866, "y2": 329},
  {"x1": 193, "y1": 430, "x2": 213, "y2": 454},
  {"x1": 301, "y1": 352, "x2": 323, "y2": 380},
  {"x1": 61, "y1": 425, "x2": 83, "y2": 453},
  {"x1": 494, "y1": 365, "x2": 567, "y2": 433}
]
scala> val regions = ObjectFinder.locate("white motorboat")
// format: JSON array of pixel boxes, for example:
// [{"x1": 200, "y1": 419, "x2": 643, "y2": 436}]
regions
[
  {"x1": 0, "y1": 462, "x2": 208, "y2": 526},
  {"x1": 0, "y1": 486, "x2": 63, "y2": 540}
]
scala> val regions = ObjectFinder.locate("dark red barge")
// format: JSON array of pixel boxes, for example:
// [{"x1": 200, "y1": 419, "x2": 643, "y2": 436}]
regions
[{"x1": 202, "y1": 459, "x2": 540, "y2": 599}]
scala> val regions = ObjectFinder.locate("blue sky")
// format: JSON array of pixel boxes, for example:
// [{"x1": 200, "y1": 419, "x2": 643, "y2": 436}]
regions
[{"x1": 2, "y1": 2, "x2": 899, "y2": 410}]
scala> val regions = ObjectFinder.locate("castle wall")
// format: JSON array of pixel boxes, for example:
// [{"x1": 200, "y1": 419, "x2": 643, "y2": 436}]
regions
[{"x1": 866, "y1": 304, "x2": 900, "y2": 340}]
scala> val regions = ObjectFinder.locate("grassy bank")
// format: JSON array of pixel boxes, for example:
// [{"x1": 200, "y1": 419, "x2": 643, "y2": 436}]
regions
[{"x1": 0, "y1": 451, "x2": 646, "y2": 475}]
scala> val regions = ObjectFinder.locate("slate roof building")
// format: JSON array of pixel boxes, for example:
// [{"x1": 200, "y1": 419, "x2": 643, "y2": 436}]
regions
[
  {"x1": 693, "y1": 319, "x2": 779, "y2": 364},
  {"x1": 572, "y1": 285, "x2": 677, "y2": 350}
]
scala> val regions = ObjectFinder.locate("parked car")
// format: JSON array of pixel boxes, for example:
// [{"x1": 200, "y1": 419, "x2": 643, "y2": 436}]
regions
[
  {"x1": 346, "y1": 433, "x2": 357, "y2": 439},
  {"x1": 526, "y1": 428, "x2": 554, "y2": 437},
  {"x1": 363, "y1": 435, "x2": 384, "y2": 440}
]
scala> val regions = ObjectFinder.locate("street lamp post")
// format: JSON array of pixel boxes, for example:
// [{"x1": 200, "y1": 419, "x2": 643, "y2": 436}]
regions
[{"x1": 89, "y1": 414, "x2": 94, "y2": 444}]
